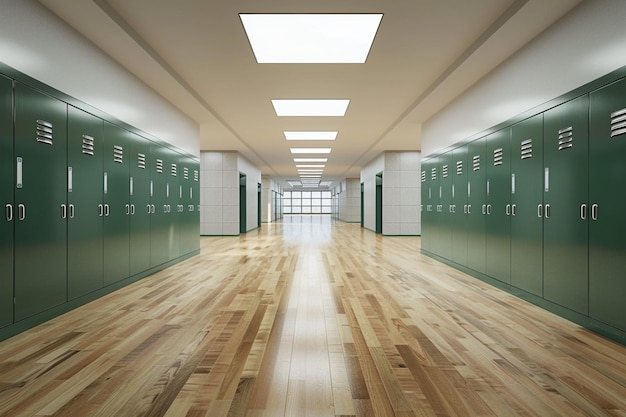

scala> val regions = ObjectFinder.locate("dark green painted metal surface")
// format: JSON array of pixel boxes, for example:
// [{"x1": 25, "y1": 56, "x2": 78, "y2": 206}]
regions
[
  {"x1": 103, "y1": 122, "x2": 130, "y2": 285},
  {"x1": 543, "y1": 96, "x2": 589, "y2": 315},
  {"x1": 129, "y1": 132, "x2": 151, "y2": 276},
  {"x1": 510, "y1": 114, "x2": 544, "y2": 297},
  {"x1": 420, "y1": 160, "x2": 433, "y2": 252},
  {"x1": 466, "y1": 137, "x2": 486, "y2": 274},
  {"x1": 589, "y1": 78, "x2": 626, "y2": 331},
  {"x1": 67, "y1": 106, "x2": 104, "y2": 299},
  {"x1": 451, "y1": 145, "x2": 468, "y2": 266},
  {"x1": 14, "y1": 82, "x2": 68, "y2": 320},
  {"x1": 178, "y1": 155, "x2": 200, "y2": 255},
  {"x1": 437, "y1": 153, "x2": 453, "y2": 259},
  {"x1": 240, "y1": 173, "x2": 247, "y2": 234},
  {"x1": 485, "y1": 128, "x2": 511, "y2": 284},
  {"x1": 0, "y1": 76, "x2": 13, "y2": 328}
]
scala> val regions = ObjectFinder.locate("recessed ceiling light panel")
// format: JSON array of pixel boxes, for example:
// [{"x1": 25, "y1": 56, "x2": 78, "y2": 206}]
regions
[
  {"x1": 272, "y1": 99, "x2": 349, "y2": 117},
  {"x1": 240, "y1": 13, "x2": 383, "y2": 64},
  {"x1": 290, "y1": 148, "x2": 331, "y2": 154},
  {"x1": 294, "y1": 158, "x2": 328, "y2": 163},
  {"x1": 284, "y1": 131, "x2": 338, "y2": 140}
]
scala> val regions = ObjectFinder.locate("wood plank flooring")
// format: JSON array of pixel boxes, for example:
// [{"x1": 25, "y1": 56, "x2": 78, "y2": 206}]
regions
[{"x1": 0, "y1": 216, "x2": 625, "y2": 416}]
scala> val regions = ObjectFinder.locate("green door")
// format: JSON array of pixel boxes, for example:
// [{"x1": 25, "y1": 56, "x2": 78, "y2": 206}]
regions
[
  {"x1": 543, "y1": 96, "x2": 589, "y2": 315},
  {"x1": 240, "y1": 173, "x2": 247, "y2": 234},
  {"x1": 103, "y1": 123, "x2": 130, "y2": 285},
  {"x1": 466, "y1": 137, "x2": 486, "y2": 274},
  {"x1": 14, "y1": 83, "x2": 68, "y2": 320},
  {"x1": 67, "y1": 106, "x2": 104, "y2": 299},
  {"x1": 437, "y1": 153, "x2": 453, "y2": 259},
  {"x1": 0, "y1": 75, "x2": 13, "y2": 327},
  {"x1": 510, "y1": 114, "x2": 544, "y2": 296},
  {"x1": 589, "y1": 78, "x2": 626, "y2": 331},
  {"x1": 129, "y1": 132, "x2": 151, "y2": 276},
  {"x1": 375, "y1": 173, "x2": 382, "y2": 234},
  {"x1": 485, "y1": 128, "x2": 511, "y2": 284},
  {"x1": 451, "y1": 145, "x2": 468, "y2": 266}
]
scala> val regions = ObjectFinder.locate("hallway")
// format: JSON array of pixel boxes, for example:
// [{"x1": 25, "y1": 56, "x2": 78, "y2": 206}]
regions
[{"x1": 0, "y1": 217, "x2": 624, "y2": 416}]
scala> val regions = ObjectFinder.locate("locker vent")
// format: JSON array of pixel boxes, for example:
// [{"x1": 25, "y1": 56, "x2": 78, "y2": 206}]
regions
[
  {"x1": 81, "y1": 135, "x2": 95, "y2": 156},
  {"x1": 113, "y1": 145, "x2": 124, "y2": 163},
  {"x1": 421, "y1": 171, "x2": 426, "y2": 183},
  {"x1": 456, "y1": 160, "x2": 463, "y2": 175},
  {"x1": 171, "y1": 163, "x2": 177, "y2": 177},
  {"x1": 137, "y1": 153, "x2": 146, "y2": 169},
  {"x1": 520, "y1": 139, "x2": 533, "y2": 159},
  {"x1": 472, "y1": 155, "x2": 480, "y2": 171},
  {"x1": 156, "y1": 159, "x2": 164, "y2": 173},
  {"x1": 430, "y1": 167, "x2": 437, "y2": 181},
  {"x1": 442, "y1": 164, "x2": 449, "y2": 178},
  {"x1": 36, "y1": 120, "x2": 53, "y2": 145},
  {"x1": 493, "y1": 148, "x2": 503, "y2": 166},
  {"x1": 194, "y1": 170, "x2": 199, "y2": 182},
  {"x1": 558, "y1": 127, "x2": 573, "y2": 150},
  {"x1": 183, "y1": 167, "x2": 189, "y2": 180},
  {"x1": 610, "y1": 108, "x2": 626, "y2": 138}
]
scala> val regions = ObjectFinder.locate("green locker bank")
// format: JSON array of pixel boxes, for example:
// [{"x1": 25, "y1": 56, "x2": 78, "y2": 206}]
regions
[
  {"x1": 0, "y1": 63, "x2": 200, "y2": 341},
  {"x1": 421, "y1": 67, "x2": 626, "y2": 344}
]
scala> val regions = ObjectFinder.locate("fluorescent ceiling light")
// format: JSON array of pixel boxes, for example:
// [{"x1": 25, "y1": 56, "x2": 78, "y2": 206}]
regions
[
  {"x1": 290, "y1": 148, "x2": 331, "y2": 154},
  {"x1": 287, "y1": 180, "x2": 302, "y2": 186},
  {"x1": 294, "y1": 158, "x2": 328, "y2": 163},
  {"x1": 240, "y1": 14, "x2": 383, "y2": 64},
  {"x1": 298, "y1": 169, "x2": 324, "y2": 173},
  {"x1": 320, "y1": 181, "x2": 333, "y2": 187},
  {"x1": 284, "y1": 131, "x2": 337, "y2": 140},
  {"x1": 300, "y1": 175, "x2": 321, "y2": 178},
  {"x1": 296, "y1": 165, "x2": 325, "y2": 168},
  {"x1": 272, "y1": 99, "x2": 349, "y2": 117}
]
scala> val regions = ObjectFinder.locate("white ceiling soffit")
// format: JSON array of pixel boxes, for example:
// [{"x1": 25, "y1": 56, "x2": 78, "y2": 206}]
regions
[{"x1": 38, "y1": 0, "x2": 583, "y2": 188}]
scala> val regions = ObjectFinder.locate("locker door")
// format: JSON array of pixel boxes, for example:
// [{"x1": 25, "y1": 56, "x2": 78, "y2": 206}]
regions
[
  {"x1": 466, "y1": 137, "x2": 486, "y2": 274},
  {"x1": 103, "y1": 123, "x2": 130, "y2": 285},
  {"x1": 589, "y1": 78, "x2": 626, "y2": 331},
  {"x1": 179, "y1": 156, "x2": 200, "y2": 255},
  {"x1": 129, "y1": 132, "x2": 151, "y2": 276},
  {"x1": 150, "y1": 143, "x2": 169, "y2": 266},
  {"x1": 420, "y1": 159, "x2": 432, "y2": 252},
  {"x1": 438, "y1": 153, "x2": 453, "y2": 259},
  {"x1": 543, "y1": 96, "x2": 589, "y2": 315},
  {"x1": 168, "y1": 151, "x2": 181, "y2": 259},
  {"x1": 510, "y1": 114, "x2": 544, "y2": 296},
  {"x1": 451, "y1": 145, "x2": 468, "y2": 266},
  {"x1": 485, "y1": 128, "x2": 511, "y2": 283},
  {"x1": 0, "y1": 75, "x2": 13, "y2": 327},
  {"x1": 14, "y1": 83, "x2": 67, "y2": 320},
  {"x1": 67, "y1": 106, "x2": 104, "y2": 299}
]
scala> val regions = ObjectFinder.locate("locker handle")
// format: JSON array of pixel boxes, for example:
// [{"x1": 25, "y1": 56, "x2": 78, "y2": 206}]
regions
[
  {"x1": 125, "y1": 204, "x2": 130, "y2": 215},
  {"x1": 147, "y1": 204, "x2": 151, "y2": 214},
  {"x1": 538, "y1": 204, "x2": 543, "y2": 218},
  {"x1": 98, "y1": 204, "x2": 104, "y2": 217},
  {"x1": 5, "y1": 204, "x2": 12, "y2": 222},
  {"x1": 580, "y1": 204, "x2": 587, "y2": 220},
  {"x1": 506, "y1": 204, "x2": 511, "y2": 216},
  {"x1": 511, "y1": 204, "x2": 516, "y2": 216},
  {"x1": 545, "y1": 204, "x2": 550, "y2": 219},
  {"x1": 104, "y1": 204, "x2": 110, "y2": 217},
  {"x1": 482, "y1": 204, "x2": 486, "y2": 215},
  {"x1": 486, "y1": 204, "x2": 492, "y2": 215},
  {"x1": 18, "y1": 204, "x2": 25, "y2": 221},
  {"x1": 131, "y1": 204, "x2": 135, "y2": 215},
  {"x1": 467, "y1": 204, "x2": 471, "y2": 215},
  {"x1": 69, "y1": 204, "x2": 75, "y2": 219},
  {"x1": 61, "y1": 204, "x2": 67, "y2": 219},
  {"x1": 591, "y1": 204, "x2": 599, "y2": 221},
  {"x1": 151, "y1": 204, "x2": 156, "y2": 214}
]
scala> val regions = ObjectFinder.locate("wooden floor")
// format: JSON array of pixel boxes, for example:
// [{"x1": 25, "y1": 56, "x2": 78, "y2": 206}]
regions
[{"x1": 0, "y1": 216, "x2": 625, "y2": 417}]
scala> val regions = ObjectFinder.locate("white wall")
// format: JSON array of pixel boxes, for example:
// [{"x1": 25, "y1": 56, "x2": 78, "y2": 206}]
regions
[
  {"x1": 383, "y1": 152, "x2": 421, "y2": 235},
  {"x1": 423, "y1": 0, "x2": 626, "y2": 156},
  {"x1": 238, "y1": 154, "x2": 262, "y2": 232},
  {"x1": 200, "y1": 152, "x2": 238, "y2": 235},
  {"x1": 360, "y1": 155, "x2": 384, "y2": 232},
  {"x1": 336, "y1": 178, "x2": 361, "y2": 223},
  {"x1": 0, "y1": 0, "x2": 199, "y2": 156},
  {"x1": 261, "y1": 176, "x2": 282, "y2": 223}
]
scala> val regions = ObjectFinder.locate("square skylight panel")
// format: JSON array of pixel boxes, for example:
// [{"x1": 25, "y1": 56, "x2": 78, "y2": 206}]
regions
[
  {"x1": 240, "y1": 14, "x2": 383, "y2": 64},
  {"x1": 284, "y1": 131, "x2": 338, "y2": 140},
  {"x1": 272, "y1": 99, "x2": 349, "y2": 117}
]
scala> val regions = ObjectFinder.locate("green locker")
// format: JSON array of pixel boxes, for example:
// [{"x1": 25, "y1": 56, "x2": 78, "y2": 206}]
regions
[
  {"x1": 510, "y1": 114, "x2": 544, "y2": 296},
  {"x1": 179, "y1": 155, "x2": 200, "y2": 255},
  {"x1": 150, "y1": 143, "x2": 171, "y2": 266},
  {"x1": 14, "y1": 83, "x2": 68, "y2": 320},
  {"x1": 466, "y1": 137, "x2": 486, "y2": 274},
  {"x1": 543, "y1": 96, "x2": 589, "y2": 315},
  {"x1": 421, "y1": 158, "x2": 438, "y2": 253},
  {"x1": 589, "y1": 78, "x2": 626, "y2": 331},
  {"x1": 437, "y1": 153, "x2": 453, "y2": 259},
  {"x1": 451, "y1": 145, "x2": 468, "y2": 266},
  {"x1": 129, "y1": 132, "x2": 151, "y2": 276},
  {"x1": 168, "y1": 150, "x2": 181, "y2": 259},
  {"x1": 420, "y1": 160, "x2": 431, "y2": 252},
  {"x1": 67, "y1": 106, "x2": 104, "y2": 299},
  {"x1": 0, "y1": 75, "x2": 13, "y2": 328},
  {"x1": 485, "y1": 128, "x2": 511, "y2": 284},
  {"x1": 103, "y1": 123, "x2": 130, "y2": 285}
]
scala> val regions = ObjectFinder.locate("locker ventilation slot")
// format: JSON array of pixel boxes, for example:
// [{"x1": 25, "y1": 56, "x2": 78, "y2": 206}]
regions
[
  {"x1": 493, "y1": 148, "x2": 503, "y2": 166},
  {"x1": 558, "y1": 127, "x2": 573, "y2": 150},
  {"x1": 430, "y1": 167, "x2": 437, "y2": 181},
  {"x1": 82, "y1": 135, "x2": 95, "y2": 156},
  {"x1": 36, "y1": 120, "x2": 53, "y2": 145},
  {"x1": 456, "y1": 161, "x2": 463, "y2": 175},
  {"x1": 183, "y1": 167, "x2": 189, "y2": 180},
  {"x1": 171, "y1": 164, "x2": 177, "y2": 177},
  {"x1": 194, "y1": 170, "x2": 199, "y2": 182},
  {"x1": 472, "y1": 155, "x2": 480, "y2": 171},
  {"x1": 113, "y1": 146, "x2": 124, "y2": 163},
  {"x1": 520, "y1": 139, "x2": 533, "y2": 159},
  {"x1": 610, "y1": 108, "x2": 626, "y2": 138},
  {"x1": 442, "y1": 164, "x2": 449, "y2": 178},
  {"x1": 156, "y1": 159, "x2": 164, "y2": 173},
  {"x1": 138, "y1": 153, "x2": 146, "y2": 169},
  {"x1": 421, "y1": 171, "x2": 426, "y2": 183}
]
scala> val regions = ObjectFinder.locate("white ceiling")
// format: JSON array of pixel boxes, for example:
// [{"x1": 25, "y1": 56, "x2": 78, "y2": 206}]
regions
[{"x1": 38, "y1": 0, "x2": 582, "y2": 188}]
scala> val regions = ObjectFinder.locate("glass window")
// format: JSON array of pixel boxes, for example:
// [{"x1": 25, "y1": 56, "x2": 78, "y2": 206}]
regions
[
  {"x1": 292, "y1": 191, "x2": 301, "y2": 198},
  {"x1": 283, "y1": 198, "x2": 291, "y2": 206},
  {"x1": 302, "y1": 191, "x2": 311, "y2": 198},
  {"x1": 292, "y1": 206, "x2": 302, "y2": 214},
  {"x1": 283, "y1": 206, "x2": 292, "y2": 214},
  {"x1": 302, "y1": 199, "x2": 311, "y2": 207},
  {"x1": 292, "y1": 199, "x2": 301, "y2": 207},
  {"x1": 322, "y1": 199, "x2": 332, "y2": 206},
  {"x1": 284, "y1": 191, "x2": 292, "y2": 199},
  {"x1": 312, "y1": 206, "x2": 321, "y2": 214},
  {"x1": 322, "y1": 206, "x2": 332, "y2": 213},
  {"x1": 312, "y1": 198, "x2": 321, "y2": 207},
  {"x1": 312, "y1": 191, "x2": 321, "y2": 198},
  {"x1": 302, "y1": 206, "x2": 312, "y2": 214},
  {"x1": 322, "y1": 191, "x2": 331, "y2": 198}
]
